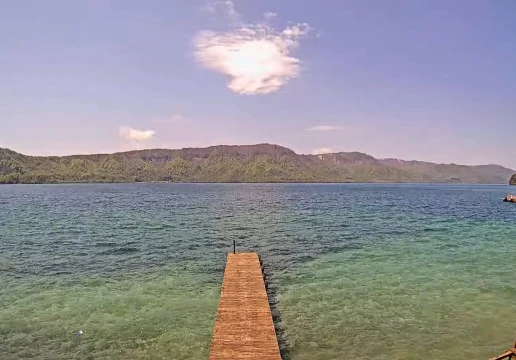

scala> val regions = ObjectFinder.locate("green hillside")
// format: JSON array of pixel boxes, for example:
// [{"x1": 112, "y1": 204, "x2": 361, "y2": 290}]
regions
[
  {"x1": 0, "y1": 144, "x2": 513, "y2": 184},
  {"x1": 510, "y1": 174, "x2": 516, "y2": 185}
]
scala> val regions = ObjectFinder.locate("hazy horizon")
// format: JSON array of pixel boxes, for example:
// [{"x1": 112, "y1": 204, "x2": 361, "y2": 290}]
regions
[{"x1": 1, "y1": 1, "x2": 515, "y2": 168}]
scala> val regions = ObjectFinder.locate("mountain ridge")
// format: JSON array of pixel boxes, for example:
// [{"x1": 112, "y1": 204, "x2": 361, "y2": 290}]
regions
[{"x1": 0, "y1": 144, "x2": 514, "y2": 184}]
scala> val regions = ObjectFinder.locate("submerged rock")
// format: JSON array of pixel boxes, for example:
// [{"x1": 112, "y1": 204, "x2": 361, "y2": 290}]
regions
[{"x1": 503, "y1": 193, "x2": 516, "y2": 203}]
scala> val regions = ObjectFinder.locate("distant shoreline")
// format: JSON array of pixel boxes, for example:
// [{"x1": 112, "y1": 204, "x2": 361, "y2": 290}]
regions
[
  {"x1": 2, "y1": 144, "x2": 514, "y2": 185},
  {"x1": 0, "y1": 181, "x2": 511, "y2": 185}
]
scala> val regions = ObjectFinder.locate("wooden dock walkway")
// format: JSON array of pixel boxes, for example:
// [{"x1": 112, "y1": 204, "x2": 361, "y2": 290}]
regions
[
  {"x1": 490, "y1": 339, "x2": 516, "y2": 360},
  {"x1": 209, "y1": 252, "x2": 281, "y2": 360}
]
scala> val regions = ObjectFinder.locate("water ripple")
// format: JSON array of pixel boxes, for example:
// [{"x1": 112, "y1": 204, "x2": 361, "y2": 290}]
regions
[{"x1": 1, "y1": 183, "x2": 516, "y2": 359}]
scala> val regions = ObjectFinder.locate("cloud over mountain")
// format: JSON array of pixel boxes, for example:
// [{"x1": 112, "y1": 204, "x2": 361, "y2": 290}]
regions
[
  {"x1": 194, "y1": 1, "x2": 312, "y2": 95},
  {"x1": 119, "y1": 127, "x2": 155, "y2": 141},
  {"x1": 306, "y1": 125, "x2": 344, "y2": 132}
]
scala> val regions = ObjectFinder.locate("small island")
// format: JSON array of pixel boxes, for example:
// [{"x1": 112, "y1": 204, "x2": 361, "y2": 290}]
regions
[{"x1": 510, "y1": 174, "x2": 516, "y2": 185}]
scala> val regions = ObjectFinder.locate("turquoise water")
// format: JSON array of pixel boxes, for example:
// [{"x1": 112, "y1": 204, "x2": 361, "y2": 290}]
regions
[{"x1": 1, "y1": 184, "x2": 515, "y2": 359}]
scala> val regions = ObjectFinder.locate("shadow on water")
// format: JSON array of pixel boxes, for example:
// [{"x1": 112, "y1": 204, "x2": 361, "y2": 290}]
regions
[{"x1": 261, "y1": 256, "x2": 292, "y2": 360}]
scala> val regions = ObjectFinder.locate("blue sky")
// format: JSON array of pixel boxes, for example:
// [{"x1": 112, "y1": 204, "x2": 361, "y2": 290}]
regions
[{"x1": 1, "y1": 0, "x2": 515, "y2": 168}]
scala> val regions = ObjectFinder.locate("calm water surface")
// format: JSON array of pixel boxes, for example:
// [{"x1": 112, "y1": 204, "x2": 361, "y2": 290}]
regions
[{"x1": 1, "y1": 184, "x2": 515, "y2": 359}]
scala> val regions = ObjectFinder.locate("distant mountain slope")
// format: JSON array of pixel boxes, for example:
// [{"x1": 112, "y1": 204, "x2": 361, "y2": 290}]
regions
[{"x1": 0, "y1": 145, "x2": 514, "y2": 184}]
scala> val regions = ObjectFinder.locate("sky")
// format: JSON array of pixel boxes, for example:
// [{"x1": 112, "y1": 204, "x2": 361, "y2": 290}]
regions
[{"x1": 1, "y1": 0, "x2": 515, "y2": 168}]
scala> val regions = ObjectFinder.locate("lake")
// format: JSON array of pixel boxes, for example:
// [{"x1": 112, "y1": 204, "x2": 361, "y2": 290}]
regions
[{"x1": 1, "y1": 183, "x2": 515, "y2": 359}]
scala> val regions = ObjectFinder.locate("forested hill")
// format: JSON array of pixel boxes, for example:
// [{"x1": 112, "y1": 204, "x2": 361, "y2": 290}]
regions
[
  {"x1": 0, "y1": 144, "x2": 514, "y2": 184},
  {"x1": 510, "y1": 174, "x2": 516, "y2": 185}
]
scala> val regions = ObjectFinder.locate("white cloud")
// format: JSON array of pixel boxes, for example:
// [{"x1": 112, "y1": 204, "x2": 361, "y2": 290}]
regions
[
  {"x1": 194, "y1": 4, "x2": 312, "y2": 95},
  {"x1": 306, "y1": 125, "x2": 344, "y2": 132},
  {"x1": 312, "y1": 147, "x2": 333, "y2": 155},
  {"x1": 222, "y1": 0, "x2": 240, "y2": 21},
  {"x1": 119, "y1": 126, "x2": 155, "y2": 141},
  {"x1": 202, "y1": 0, "x2": 240, "y2": 21},
  {"x1": 264, "y1": 11, "x2": 277, "y2": 20}
]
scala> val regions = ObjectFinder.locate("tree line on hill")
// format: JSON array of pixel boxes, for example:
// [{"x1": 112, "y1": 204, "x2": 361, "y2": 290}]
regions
[{"x1": 1, "y1": 145, "x2": 514, "y2": 184}]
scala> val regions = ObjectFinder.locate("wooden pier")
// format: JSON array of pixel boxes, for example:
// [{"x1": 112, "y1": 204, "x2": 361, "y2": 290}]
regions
[
  {"x1": 209, "y1": 252, "x2": 281, "y2": 360},
  {"x1": 490, "y1": 339, "x2": 516, "y2": 360}
]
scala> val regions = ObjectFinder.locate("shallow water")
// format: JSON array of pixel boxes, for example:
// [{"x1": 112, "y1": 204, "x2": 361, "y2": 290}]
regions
[{"x1": 1, "y1": 184, "x2": 515, "y2": 359}]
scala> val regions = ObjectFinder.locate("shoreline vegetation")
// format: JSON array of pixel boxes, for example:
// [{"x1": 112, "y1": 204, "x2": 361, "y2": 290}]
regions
[
  {"x1": 510, "y1": 174, "x2": 516, "y2": 185},
  {"x1": 1, "y1": 144, "x2": 515, "y2": 185},
  {"x1": 1, "y1": 181, "x2": 515, "y2": 186}
]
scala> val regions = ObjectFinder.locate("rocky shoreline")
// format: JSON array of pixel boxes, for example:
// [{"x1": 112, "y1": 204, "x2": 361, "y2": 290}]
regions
[{"x1": 503, "y1": 194, "x2": 516, "y2": 203}]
